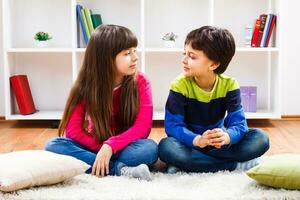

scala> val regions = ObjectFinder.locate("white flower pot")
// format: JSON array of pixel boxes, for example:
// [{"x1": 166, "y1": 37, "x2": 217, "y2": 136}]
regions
[
  {"x1": 36, "y1": 41, "x2": 48, "y2": 48},
  {"x1": 163, "y1": 40, "x2": 176, "y2": 48}
]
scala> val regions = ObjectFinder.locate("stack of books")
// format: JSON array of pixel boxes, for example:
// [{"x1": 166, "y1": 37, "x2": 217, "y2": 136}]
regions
[
  {"x1": 76, "y1": 4, "x2": 103, "y2": 46},
  {"x1": 251, "y1": 14, "x2": 277, "y2": 48}
]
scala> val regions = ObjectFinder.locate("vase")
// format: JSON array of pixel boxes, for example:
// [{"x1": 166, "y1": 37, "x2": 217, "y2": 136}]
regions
[
  {"x1": 36, "y1": 41, "x2": 48, "y2": 48},
  {"x1": 163, "y1": 40, "x2": 176, "y2": 48}
]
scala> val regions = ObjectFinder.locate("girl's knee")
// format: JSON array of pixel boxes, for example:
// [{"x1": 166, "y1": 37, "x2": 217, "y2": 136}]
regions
[
  {"x1": 145, "y1": 139, "x2": 159, "y2": 164},
  {"x1": 44, "y1": 137, "x2": 68, "y2": 152},
  {"x1": 134, "y1": 139, "x2": 158, "y2": 165}
]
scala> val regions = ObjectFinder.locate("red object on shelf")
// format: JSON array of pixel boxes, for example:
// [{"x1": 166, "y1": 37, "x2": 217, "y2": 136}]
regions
[
  {"x1": 251, "y1": 19, "x2": 261, "y2": 47},
  {"x1": 10, "y1": 75, "x2": 37, "y2": 115}
]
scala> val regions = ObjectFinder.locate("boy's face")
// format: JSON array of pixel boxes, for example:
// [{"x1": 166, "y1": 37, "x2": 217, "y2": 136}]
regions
[{"x1": 181, "y1": 43, "x2": 218, "y2": 77}]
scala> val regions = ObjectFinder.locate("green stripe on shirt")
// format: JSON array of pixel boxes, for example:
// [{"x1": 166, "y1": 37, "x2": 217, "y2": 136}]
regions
[{"x1": 170, "y1": 74, "x2": 239, "y2": 103}]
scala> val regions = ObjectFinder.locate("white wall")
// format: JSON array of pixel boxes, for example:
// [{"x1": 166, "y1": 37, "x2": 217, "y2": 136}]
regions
[
  {"x1": 0, "y1": 0, "x2": 300, "y2": 116},
  {"x1": 280, "y1": 0, "x2": 300, "y2": 115},
  {"x1": 0, "y1": 0, "x2": 4, "y2": 116}
]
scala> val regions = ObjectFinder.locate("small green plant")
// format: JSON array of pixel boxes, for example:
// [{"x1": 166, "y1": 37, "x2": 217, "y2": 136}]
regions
[
  {"x1": 162, "y1": 32, "x2": 178, "y2": 41},
  {"x1": 34, "y1": 32, "x2": 52, "y2": 41}
]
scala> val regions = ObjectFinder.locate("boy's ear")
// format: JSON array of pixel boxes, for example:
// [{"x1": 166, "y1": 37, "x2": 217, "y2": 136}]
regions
[{"x1": 209, "y1": 61, "x2": 220, "y2": 71}]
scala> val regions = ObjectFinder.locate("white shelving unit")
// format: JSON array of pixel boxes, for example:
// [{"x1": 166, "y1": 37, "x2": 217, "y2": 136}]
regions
[{"x1": 2, "y1": 0, "x2": 281, "y2": 120}]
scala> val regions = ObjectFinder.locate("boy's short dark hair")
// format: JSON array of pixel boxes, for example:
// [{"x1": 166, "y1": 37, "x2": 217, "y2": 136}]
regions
[{"x1": 185, "y1": 26, "x2": 235, "y2": 74}]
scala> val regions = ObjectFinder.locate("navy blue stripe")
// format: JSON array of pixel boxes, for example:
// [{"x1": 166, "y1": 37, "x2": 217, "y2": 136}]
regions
[
  {"x1": 185, "y1": 97, "x2": 226, "y2": 126},
  {"x1": 165, "y1": 90, "x2": 186, "y2": 116},
  {"x1": 166, "y1": 89, "x2": 242, "y2": 126},
  {"x1": 226, "y1": 89, "x2": 242, "y2": 112},
  {"x1": 166, "y1": 91, "x2": 226, "y2": 126}
]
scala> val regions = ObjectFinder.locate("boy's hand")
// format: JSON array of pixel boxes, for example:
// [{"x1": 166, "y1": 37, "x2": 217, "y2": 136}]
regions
[
  {"x1": 92, "y1": 144, "x2": 113, "y2": 177},
  {"x1": 208, "y1": 128, "x2": 231, "y2": 148},
  {"x1": 193, "y1": 130, "x2": 212, "y2": 148}
]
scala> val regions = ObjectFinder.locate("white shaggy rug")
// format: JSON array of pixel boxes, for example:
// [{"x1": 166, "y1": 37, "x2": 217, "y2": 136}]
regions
[{"x1": 1, "y1": 171, "x2": 299, "y2": 200}]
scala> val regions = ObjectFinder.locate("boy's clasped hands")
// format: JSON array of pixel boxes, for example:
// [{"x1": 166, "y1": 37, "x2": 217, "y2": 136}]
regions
[{"x1": 193, "y1": 128, "x2": 231, "y2": 149}]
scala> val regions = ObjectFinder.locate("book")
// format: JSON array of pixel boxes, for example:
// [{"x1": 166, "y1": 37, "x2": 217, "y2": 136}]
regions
[
  {"x1": 262, "y1": 14, "x2": 274, "y2": 47},
  {"x1": 81, "y1": 9, "x2": 90, "y2": 39},
  {"x1": 265, "y1": 15, "x2": 277, "y2": 47},
  {"x1": 240, "y1": 86, "x2": 257, "y2": 112},
  {"x1": 84, "y1": 8, "x2": 95, "y2": 35},
  {"x1": 251, "y1": 19, "x2": 261, "y2": 47},
  {"x1": 240, "y1": 87, "x2": 249, "y2": 112},
  {"x1": 10, "y1": 75, "x2": 37, "y2": 115},
  {"x1": 248, "y1": 86, "x2": 257, "y2": 112},
  {"x1": 256, "y1": 14, "x2": 267, "y2": 47},
  {"x1": 76, "y1": 5, "x2": 88, "y2": 45},
  {"x1": 91, "y1": 14, "x2": 103, "y2": 29},
  {"x1": 260, "y1": 14, "x2": 271, "y2": 47}
]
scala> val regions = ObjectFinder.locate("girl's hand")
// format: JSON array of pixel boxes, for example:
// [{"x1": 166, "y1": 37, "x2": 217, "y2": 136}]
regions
[
  {"x1": 92, "y1": 144, "x2": 113, "y2": 177},
  {"x1": 209, "y1": 128, "x2": 231, "y2": 148}
]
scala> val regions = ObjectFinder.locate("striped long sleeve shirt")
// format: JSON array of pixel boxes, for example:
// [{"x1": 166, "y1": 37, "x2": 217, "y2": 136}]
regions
[{"x1": 165, "y1": 74, "x2": 248, "y2": 147}]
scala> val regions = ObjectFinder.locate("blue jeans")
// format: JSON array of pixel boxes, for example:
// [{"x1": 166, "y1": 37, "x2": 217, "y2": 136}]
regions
[
  {"x1": 45, "y1": 137, "x2": 158, "y2": 176},
  {"x1": 158, "y1": 128, "x2": 269, "y2": 173}
]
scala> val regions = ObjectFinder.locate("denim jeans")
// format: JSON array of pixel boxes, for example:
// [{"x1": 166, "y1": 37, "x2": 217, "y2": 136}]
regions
[
  {"x1": 45, "y1": 137, "x2": 158, "y2": 176},
  {"x1": 158, "y1": 128, "x2": 269, "y2": 173}
]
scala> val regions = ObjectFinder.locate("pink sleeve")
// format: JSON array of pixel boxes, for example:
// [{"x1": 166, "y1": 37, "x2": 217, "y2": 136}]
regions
[
  {"x1": 104, "y1": 74, "x2": 153, "y2": 154},
  {"x1": 65, "y1": 102, "x2": 102, "y2": 152}
]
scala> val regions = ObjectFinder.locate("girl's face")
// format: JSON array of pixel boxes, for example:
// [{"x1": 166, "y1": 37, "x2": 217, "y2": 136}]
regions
[
  {"x1": 115, "y1": 47, "x2": 138, "y2": 76},
  {"x1": 181, "y1": 43, "x2": 218, "y2": 77}
]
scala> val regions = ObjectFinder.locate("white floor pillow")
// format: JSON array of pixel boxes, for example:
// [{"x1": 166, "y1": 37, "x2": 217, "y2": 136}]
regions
[{"x1": 0, "y1": 150, "x2": 90, "y2": 192}]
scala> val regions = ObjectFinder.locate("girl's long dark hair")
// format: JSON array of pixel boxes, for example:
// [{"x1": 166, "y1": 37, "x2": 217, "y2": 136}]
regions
[{"x1": 58, "y1": 25, "x2": 139, "y2": 143}]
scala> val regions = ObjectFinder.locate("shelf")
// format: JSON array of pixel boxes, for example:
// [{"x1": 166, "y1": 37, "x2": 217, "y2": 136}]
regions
[
  {"x1": 6, "y1": 47, "x2": 278, "y2": 53},
  {"x1": 153, "y1": 110, "x2": 281, "y2": 120},
  {"x1": 145, "y1": 48, "x2": 183, "y2": 52},
  {"x1": 145, "y1": 47, "x2": 279, "y2": 53},
  {"x1": 6, "y1": 110, "x2": 63, "y2": 120},
  {"x1": 245, "y1": 111, "x2": 281, "y2": 119},
  {"x1": 153, "y1": 111, "x2": 165, "y2": 120},
  {"x1": 76, "y1": 48, "x2": 142, "y2": 53},
  {"x1": 7, "y1": 48, "x2": 73, "y2": 53},
  {"x1": 76, "y1": 48, "x2": 86, "y2": 53},
  {"x1": 3, "y1": 0, "x2": 281, "y2": 120},
  {"x1": 236, "y1": 47, "x2": 279, "y2": 52}
]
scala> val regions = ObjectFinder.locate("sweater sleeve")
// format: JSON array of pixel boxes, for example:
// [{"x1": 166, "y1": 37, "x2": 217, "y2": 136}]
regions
[
  {"x1": 104, "y1": 74, "x2": 153, "y2": 154},
  {"x1": 65, "y1": 102, "x2": 102, "y2": 152},
  {"x1": 165, "y1": 90, "x2": 198, "y2": 148},
  {"x1": 165, "y1": 77, "x2": 198, "y2": 147},
  {"x1": 224, "y1": 87, "x2": 248, "y2": 145}
]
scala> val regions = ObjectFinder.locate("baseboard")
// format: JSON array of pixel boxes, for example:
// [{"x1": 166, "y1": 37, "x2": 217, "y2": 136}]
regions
[
  {"x1": 0, "y1": 115, "x2": 299, "y2": 122},
  {"x1": 281, "y1": 115, "x2": 300, "y2": 120}
]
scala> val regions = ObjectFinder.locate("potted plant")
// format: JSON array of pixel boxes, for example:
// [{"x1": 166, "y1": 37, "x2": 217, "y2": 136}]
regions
[
  {"x1": 162, "y1": 32, "x2": 178, "y2": 48},
  {"x1": 34, "y1": 31, "x2": 52, "y2": 47}
]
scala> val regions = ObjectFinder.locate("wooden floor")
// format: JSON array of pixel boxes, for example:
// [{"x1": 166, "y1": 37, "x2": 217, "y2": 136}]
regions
[{"x1": 1, "y1": 119, "x2": 300, "y2": 155}]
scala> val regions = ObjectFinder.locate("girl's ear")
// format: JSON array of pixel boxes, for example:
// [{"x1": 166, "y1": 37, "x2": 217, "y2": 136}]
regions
[{"x1": 209, "y1": 61, "x2": 220, "y2": 71}]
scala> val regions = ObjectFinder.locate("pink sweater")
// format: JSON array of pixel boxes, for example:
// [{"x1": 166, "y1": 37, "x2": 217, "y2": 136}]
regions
[{"x1": 64, "y1": 73, "x2": 153, "y2": 154}]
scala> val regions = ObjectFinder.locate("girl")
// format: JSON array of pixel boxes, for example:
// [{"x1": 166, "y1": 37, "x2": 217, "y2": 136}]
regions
[{"x1": 45, "y1": 25, "x2": 158, "y2": 181}]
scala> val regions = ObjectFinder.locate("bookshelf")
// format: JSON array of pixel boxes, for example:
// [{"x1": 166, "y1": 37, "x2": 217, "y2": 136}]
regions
[{"x1": 2, "y1": 0, "x2": 281, "y2": 120}]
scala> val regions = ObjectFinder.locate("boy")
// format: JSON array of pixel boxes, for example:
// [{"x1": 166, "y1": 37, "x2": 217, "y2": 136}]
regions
[{"x1": 159, "y1": 26, "x2": 269, "y2": 173}]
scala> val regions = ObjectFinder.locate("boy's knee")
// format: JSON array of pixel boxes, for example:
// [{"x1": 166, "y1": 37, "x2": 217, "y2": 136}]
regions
[
  {"x1": 158, "y1": 137, "x2": 188, "y2": 163},
  {"x1": 258, "y1": 130, "x2": 270, "y2": 152},
  {"x1": 250, "y1": 128, "x2": 270, "y2": 154},
  {"x1": 158, "y1": 137, "x2": 174, "y2": 155}
]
